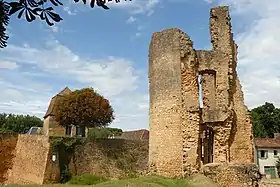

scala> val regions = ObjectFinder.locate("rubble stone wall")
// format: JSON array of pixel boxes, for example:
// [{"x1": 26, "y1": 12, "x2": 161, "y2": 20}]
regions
[{"x1": 148, "y1": 5, "x2": 254, "y2": 177}]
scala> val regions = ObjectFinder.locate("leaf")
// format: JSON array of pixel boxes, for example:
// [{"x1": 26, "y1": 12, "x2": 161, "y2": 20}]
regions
[
  {"x1": 49, "y1": 0, "x2": 59, "y2": 6},
  {"x1": 47, "y1": 11, "x2": 63, "y2": 22},
  {"x1": 39, "y1": 11, "x2": 45, "y2": 20},
  {"x1": 17, "y1": 8, "x2": 25, "y2": 19},
  {"x1": 96, "y1": 0, "x2": 109, "y2": 9},
  {"x1": 45, "y1": 7, "x2": 54, "y2": 11},
  {"x1": 90, "y1": 0, "x2": 95, "y2": 8},
  {"x1": 8, "y1": 2, "x2": 24, "y2": 16},
  {"x1": 45, "y1": 15, "x2": 54, "y2": 26}
]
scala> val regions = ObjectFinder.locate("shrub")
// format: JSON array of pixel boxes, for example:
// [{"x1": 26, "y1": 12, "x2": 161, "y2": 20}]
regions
[{"x1": 68, "y1": 174, "x2": 108, "y2": 185}]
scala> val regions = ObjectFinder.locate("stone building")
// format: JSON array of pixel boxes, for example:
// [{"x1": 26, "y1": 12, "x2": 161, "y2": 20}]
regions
[
  {"x1": 148, "y1": 6, "x2": 254, "y2": 177},
  {"x1": 43, "y1": 87, "x2": 88, "y2": 137}
]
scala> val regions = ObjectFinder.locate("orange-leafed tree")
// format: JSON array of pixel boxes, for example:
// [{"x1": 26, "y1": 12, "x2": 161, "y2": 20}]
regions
[{"x1": 55, "y1": 88, "x2": 114, "y2": 132}]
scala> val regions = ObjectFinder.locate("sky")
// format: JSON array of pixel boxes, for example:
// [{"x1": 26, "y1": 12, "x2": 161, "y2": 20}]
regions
[{"x1": 0, "y1": 0, "x2": 280, "y2": 131}]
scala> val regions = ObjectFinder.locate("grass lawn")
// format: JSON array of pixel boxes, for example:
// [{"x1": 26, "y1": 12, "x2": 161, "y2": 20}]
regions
[{"x1": 1, "y1": 175, "x2": 219, "y2": 187}]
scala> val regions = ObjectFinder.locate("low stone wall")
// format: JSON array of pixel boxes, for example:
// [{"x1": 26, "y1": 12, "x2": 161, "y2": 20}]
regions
[
  {"x1": 202, "y1": 163, "x2": 261, "y2": 187},
  {"x1": 5, "y1": 135, "x2": 50, "y2": 184},
  {"x1": 0, "y1": 133, "x2": 18, "y2": 183},
  {"x1": 68, "y1": 139, "x2": 148, "y2": 179},
  {"x1": 1, "y1": 134, "x2": 148, "y2": 184}
]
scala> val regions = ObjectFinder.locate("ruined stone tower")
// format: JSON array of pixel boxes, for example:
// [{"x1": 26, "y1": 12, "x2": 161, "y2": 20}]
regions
[{"x1": 148, "y1": 6, "x2": 253, "y2": 177}]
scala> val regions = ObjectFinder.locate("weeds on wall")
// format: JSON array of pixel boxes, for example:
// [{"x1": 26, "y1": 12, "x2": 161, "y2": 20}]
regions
[
  {"x1": 49, "y1": 136, "x2": 148, "y2": 182},
  {"x1": 50, "y1": 137, "x2": 87, "y2": 183}
]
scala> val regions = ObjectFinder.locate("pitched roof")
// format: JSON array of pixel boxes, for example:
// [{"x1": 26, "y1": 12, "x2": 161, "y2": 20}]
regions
[
  {"x1": 255, "y1": 138, "x2": 280, "y2": 148},
  {"x1": 43, "y1": 87, "x2": 71, "y2": 119},
  {"x1": 117, "y1": 129, "x2": 149, "y2": 141}
]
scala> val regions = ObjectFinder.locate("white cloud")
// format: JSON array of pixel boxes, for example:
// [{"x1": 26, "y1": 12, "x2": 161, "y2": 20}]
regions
[
  {"x1": 126, "y1": 16, "x2": 136, "y2": 24},
  {"x1": 106, "y1": 0, "x2": 160, "y2": 15},
  {"x1": 0, "y1": 61, "x2": 19, "y2": 70},
  {"x1": 62, "y1": 0, "x2": 160, "y2": 16},
  {"x1": 208, "y1": 0, "x2": 280, "y2": 108},
  {"x1": 0, "y1": 40, "x2": 148, "y2": 130}
]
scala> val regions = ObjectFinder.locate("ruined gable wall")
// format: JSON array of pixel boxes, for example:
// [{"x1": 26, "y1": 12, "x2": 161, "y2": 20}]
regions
[
  {"x1": 229, "y1": 41, "x2": 254, "y2": 163},
  {"x1": 209, "y1": 6, "x2": 253, "y2": 163},
  {"x1": 148, "y1": 28, "x2": 183, "y2": 177},
  {"x1": 195, "y1": 7, "x2": 234, "y2": 163},
  {"x1": 180, "y1": 31, "x2": 201, "y2": 175},
  {"x1": 6, "y1": 135, "x2": 50, "y2": 184}
]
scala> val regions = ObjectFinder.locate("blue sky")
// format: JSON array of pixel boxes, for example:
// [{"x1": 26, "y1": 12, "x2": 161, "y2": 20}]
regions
[{"x1": 1, "y1": 0, "x2": 280, "y2": 131}]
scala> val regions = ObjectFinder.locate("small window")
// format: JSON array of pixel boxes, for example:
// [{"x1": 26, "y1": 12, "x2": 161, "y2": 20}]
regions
[
  {"x1": 76, "y1": 126, "x2": 85, "y2": 137},
  {"x1": 65, "y1": 126, "x2": 72, "y2": 136},
  {"x1": 259, "y1": 150, "x2": 268, "y2": 159},
  {"x1": 274, "y1": 150, "x2": 278, "y2": 157}
]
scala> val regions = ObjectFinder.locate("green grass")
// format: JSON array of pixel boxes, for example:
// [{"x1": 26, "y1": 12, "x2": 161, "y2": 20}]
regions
[{"x1": 1, "y1": 175, "x2": 218, "y2": 187}]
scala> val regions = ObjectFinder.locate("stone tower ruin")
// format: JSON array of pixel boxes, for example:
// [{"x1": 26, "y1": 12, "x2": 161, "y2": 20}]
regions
[{"x1": 148, "y1": 6, "x2": 253, "y2": 177}]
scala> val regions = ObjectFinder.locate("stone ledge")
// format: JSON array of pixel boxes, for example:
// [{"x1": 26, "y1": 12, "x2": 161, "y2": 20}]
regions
[{"x1": 201, "y1": 163, "x2": 261, "y2": 187}]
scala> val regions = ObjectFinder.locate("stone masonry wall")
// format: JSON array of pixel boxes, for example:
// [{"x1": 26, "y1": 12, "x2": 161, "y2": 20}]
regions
[
  {"x1": 68, "y1": 139, "x2": 148, "y2": 179},
  {"x1": 202, "y1": 163, "x2": 260, "y2": 187},
  {"x1": 148, "y1": 28, "x2": 184, "y2": 177},
  {"x1": 180, "y1": 30, "x2": 201, "y2": 175},
  {"x1": 6, "y1": 135, "x2": 50, "y2": 184},
  {"x1": 0, "y1": 133, "x2": 18, "y2": 183}
]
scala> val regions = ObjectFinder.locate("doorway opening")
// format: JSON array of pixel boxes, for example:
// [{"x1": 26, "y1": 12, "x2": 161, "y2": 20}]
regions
[{"x1": 201, "y1": 126, "x2": 214, "y2": 164}]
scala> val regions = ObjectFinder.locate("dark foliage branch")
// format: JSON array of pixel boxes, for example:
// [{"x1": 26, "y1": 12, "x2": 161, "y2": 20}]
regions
[
  {"x1": 0, "y1": 0, "x2": 131, "y2": 48},
  {"x1": 7, "y1": 0, "x2": 131, "y2": 26},
  {"x1": 0, "y1": 0, "x2": 10, "y2": 48}
]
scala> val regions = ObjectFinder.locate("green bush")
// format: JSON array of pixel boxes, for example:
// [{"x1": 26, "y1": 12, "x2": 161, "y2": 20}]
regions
[{"x1": 68, "y1": 174, "x2": 108, "y2": 185}]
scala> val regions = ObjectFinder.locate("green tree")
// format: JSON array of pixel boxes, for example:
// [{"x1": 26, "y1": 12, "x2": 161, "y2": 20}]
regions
[
  {"x1": 88, "y1": 127, "x2": 122, "y2": 139},
  {"x1": 55, "y1": 87, "x2": 114, "y2": 135},
  {"x1": 0, "y1": 113, "x2": 43, "y2": 133},
  {"x1": 251, "y1": 102, "x2": 280, "y2": 138}
]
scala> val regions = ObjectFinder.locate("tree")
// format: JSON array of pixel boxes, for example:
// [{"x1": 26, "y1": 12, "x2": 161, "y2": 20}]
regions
[
  {"x1": 251, "y1": 102, "x2": 280, "y2": 138},
  {"x1": 0, "y1": 113, "x2": 43, "y2": 133},
  {"x1": 0, "y1": 0, "x2": 131, "y2": 48},
  {"x1": 88, "y1": 127, "x2": 122, "y2": 139},
  {"x1": 55, "y1": 87, "x2": 114, "y2": 135}
]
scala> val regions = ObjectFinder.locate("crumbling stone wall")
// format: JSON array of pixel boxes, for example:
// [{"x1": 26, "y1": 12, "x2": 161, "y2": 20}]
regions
[
  {"x1": 148, "y1": 6, "x2": 254, "y2": 178},
  {"x1": 69, "y1": 139, "x2": 148, "y2": 179},
  {"x1": 0, "y1": 133, "x2": 18, "y2": 183},
  {"x1": 5, "y1": 135, "x2": 50, "y2": 184},
  {"x1": 202, "y1": 163, "x2": 260, "y2": 187}
]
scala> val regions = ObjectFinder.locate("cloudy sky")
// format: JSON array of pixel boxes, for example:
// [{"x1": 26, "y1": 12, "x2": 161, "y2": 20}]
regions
[{"x1": 0, "y1": 0, "x2": 279, "y2": 131}]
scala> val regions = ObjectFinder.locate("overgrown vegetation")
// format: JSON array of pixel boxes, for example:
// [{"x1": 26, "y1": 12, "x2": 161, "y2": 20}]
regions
[
  {"x1": 48, "y1": 136, "x2": 148, "y2": 183},
  {"x1": 50, "y1": 137, "x2": 87, "y2": 183}
]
